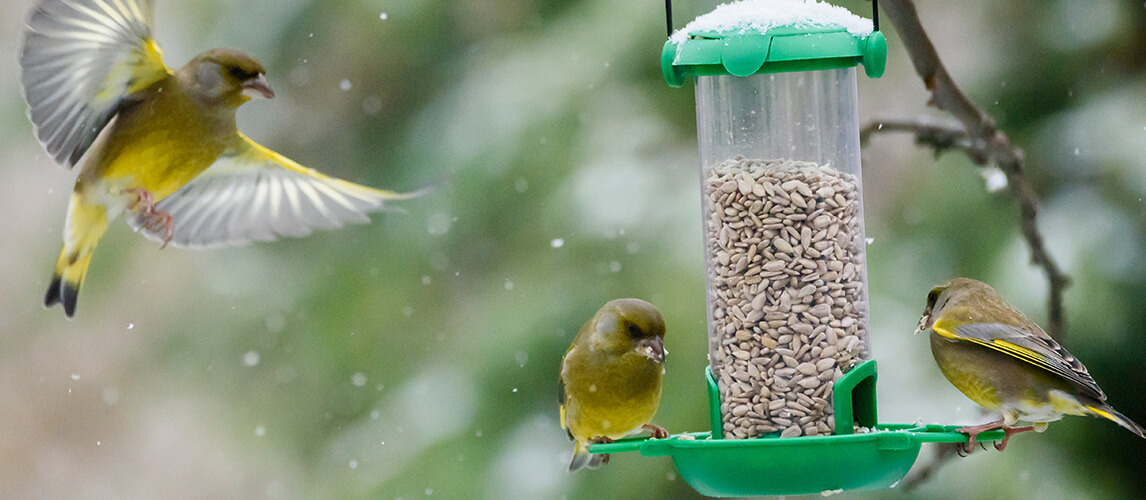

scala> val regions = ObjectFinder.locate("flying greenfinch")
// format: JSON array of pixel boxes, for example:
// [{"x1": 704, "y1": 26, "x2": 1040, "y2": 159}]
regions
[
  {"x1": 917, "y1": 277, "x2": 1145, "y2": 453},
  {"x1": 20, "y1": 0, "x2": 426, "y2": 318},
  {"x1": 560, "y1": 298, "x2": 669, "y2": 472}
]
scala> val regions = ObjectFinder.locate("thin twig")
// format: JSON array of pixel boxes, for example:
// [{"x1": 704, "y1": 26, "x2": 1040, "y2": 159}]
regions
[
  {"x1": 860, "y1": 118, "x2": 971, "y2": 157},
  {"x1": 873, "y1": 0, "x2": 1070, "y2": 338}
]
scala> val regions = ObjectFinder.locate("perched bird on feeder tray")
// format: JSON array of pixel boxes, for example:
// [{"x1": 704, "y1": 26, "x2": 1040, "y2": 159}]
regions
[
  {"x1": 560, "y1": 298, "x2": 669, "y2": 472},
  {"x1": 20, "y1": 0, "x2": 427, "y2": 318},
  {"x1": 917, "y1": 277, "x2": 1145, "y2": 453}
]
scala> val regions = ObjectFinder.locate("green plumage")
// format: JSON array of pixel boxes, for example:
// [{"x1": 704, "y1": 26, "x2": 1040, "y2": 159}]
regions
[
  {"x1": 560, "y1": 298, "x2": 667, "y2": 472},
  {"x1": 921, "y1": 278, "x2": 1144, "y2": 440}
]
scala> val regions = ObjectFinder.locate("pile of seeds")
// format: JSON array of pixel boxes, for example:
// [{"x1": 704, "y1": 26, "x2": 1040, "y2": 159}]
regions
[{"x1": 704, "y1": 157, "x2": 870, "y2": 439}]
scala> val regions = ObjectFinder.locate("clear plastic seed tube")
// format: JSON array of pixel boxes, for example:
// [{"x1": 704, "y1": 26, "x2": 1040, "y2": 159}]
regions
[{"x1": 697, "y1": 68, "x2": 872, "y2": 439}]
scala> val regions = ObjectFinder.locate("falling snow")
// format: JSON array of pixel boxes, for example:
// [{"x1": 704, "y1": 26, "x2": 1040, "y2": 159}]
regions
[
  {"x1": 243, "y1": 351, "x2": 261, "y2": 367},
  {"x1": 351, "y1": 373, "x2": 368, "y2": 387},
  {"x1": 981, "y1": 166, "x2": 1008, "y2": 193}
]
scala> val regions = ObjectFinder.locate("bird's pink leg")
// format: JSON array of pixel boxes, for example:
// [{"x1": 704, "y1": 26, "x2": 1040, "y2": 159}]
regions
[
  {"x1": 643, "y1": 424, "x2": 669, "y2": 439},
  {"x1": 993, "y1": 425, "x2": 1035, "y2": 451},
  {"x1": 956, "y1": 419, "x2": 1004, "y2": 455},
  {"x1": 589, "y1": 436, "x2": 614, "y2": 465},
  {"x1": 956, "y1": 420, "x2": 1035, "y2": 454},
  {"x1": 123, "y1": 187, "x2": 174, "y2": 248}
]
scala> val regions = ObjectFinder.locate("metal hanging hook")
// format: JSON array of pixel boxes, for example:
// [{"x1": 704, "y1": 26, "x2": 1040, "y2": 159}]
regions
[
  {"x1": 872, "y1": 0, "x2": 880, "y2": 32},
  {"x1": 665, "y1": 0, "x2": 673, "y2": 37}
]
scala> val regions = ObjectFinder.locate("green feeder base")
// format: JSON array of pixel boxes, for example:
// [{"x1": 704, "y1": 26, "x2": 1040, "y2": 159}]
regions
[{"x1": 589, "y1": 360, "x2": 1004, "y2": 497}]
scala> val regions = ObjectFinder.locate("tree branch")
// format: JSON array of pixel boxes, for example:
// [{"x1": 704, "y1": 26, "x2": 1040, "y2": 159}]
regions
[
  {"x1": 860, "y1": 118, "x2": 971, "y2": 158},
  {"x1": 871, "y1": 0, "x2": 1070, "y2": 338}
]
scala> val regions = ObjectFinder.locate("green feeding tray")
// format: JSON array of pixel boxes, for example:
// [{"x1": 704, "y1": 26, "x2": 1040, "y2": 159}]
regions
[{"x1": 588, "y1": 360, "x2": 1004, "y2": 497}]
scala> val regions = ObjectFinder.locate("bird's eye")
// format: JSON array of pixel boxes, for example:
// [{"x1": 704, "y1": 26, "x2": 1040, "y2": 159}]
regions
[
  {"x1": 626, "y1": 323, "x2": 642, "y2": 338},
  {"x1": 926, "y1": 289, "x2": 940, "y2": 307},
  {"x1": 228, "y1": 66, "x2": 255, "y2": 80}
]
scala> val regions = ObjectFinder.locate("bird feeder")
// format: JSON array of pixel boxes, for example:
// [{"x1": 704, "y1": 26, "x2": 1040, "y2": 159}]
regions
[{"x1": 590, "y1": 1, "x2": 1004, "y2": 496}]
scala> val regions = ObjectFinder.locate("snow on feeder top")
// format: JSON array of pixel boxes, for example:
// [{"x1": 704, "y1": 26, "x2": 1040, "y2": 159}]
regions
[{"x1": 663, "y1": 0, "x2": 886, "y2": 85}]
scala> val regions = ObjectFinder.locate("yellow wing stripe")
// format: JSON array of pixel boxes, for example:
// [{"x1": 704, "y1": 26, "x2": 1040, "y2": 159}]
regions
[
  {"x1": 95, "y1": 38, "x2": 169, "y2": 104},
  {"x1": 1085, "y1": 405, "x2": 1115, "y2": 422},
  {"x1": 236, "y1": 134, "x2": 427, "y2": 201},
  {"x1": 929, "y1": 318, "x2": 965, "y2": 341},
  {"x1": 932, "y1": 318, "x2": 1056, "y2": 372}
]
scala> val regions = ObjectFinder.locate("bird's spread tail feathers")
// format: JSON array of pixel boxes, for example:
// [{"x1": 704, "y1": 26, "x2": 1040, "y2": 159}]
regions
[
  {"x1": 1086, "y1": 404, "x2": 1146, "y2": 438},
  {"x1": 44, "y1": 250, "x2": 90, "y2": 318},
  {"x1": 45, "y1": 193, "x2": 109, "y2": 318},
  {"x1": 568, "y1": 442, "x2": 605, "y2": 472}
]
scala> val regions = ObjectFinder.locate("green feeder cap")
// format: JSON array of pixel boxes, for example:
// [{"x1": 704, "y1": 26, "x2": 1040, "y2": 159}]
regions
[{"x1": 662, "y1": 1, "x2": 887, "y2": 87}]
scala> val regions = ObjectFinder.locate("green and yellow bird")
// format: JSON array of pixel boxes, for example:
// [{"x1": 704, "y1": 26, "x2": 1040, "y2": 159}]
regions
[
  {"x1": 560, "y1": 298, "x2": 669, "y2": 472},
  {"x1": 20, "y1": 0, "x2": 426, "y2": 318},
  {"x1": 918, "y1": 277, "x2": 1145, "y2": 452}
]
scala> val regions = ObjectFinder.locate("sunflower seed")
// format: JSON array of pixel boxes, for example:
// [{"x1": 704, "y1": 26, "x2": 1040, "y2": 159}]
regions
[{"x1": 704, "y1": 157, "x2": 871, "y2": 438}]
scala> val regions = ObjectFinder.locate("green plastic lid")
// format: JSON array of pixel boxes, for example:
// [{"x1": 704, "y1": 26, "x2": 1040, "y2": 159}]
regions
[{"x1": 662, "y1": 14, "x2": 887, "y2": 87}]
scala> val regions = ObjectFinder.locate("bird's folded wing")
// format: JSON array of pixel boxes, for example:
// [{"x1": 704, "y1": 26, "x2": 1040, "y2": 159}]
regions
[
  {"x1": 934, "y1": 319, "x2": 1106, "y2": 401},
  {"x1": 21, "y1": 0, "x2": 169, "y2": 167},
  {"x1": 129, "y1": 133, "x2": 427, "y2": 249}
]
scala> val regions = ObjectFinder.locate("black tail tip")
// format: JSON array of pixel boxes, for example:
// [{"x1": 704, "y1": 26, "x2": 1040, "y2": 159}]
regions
[
  {"x1": 44, "y1": 277, "x2": 78, "y2": 318},
  {"x1": 63, "y1": 284, "x2": 78, "y2": 318},
  {"x1": 44, "y1": 276, "x2": 62, "y2": 307}
]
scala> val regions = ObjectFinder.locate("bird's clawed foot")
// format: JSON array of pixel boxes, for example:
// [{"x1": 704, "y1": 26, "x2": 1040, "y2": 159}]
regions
[
  {"x1": 643, "y1": 424, "x2": 669, "y2": 439},
  {"x1": 992, "y1": 425, "x2": 1034, "y2": 451},
  {"x1": 124, "y1": 187, "x2": 174, "y2": 248},
  {"x1": 956, "y1": 420, "x2": 1035, "y2": 455},
  {"x1": 589, "y1": 436, "x2": 614, "y2": 465}
]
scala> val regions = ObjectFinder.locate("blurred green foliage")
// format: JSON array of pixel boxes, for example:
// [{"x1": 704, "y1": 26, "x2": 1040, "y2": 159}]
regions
[{"x1": 0, "y1": 1, "x2": 1144, "y2": 499}]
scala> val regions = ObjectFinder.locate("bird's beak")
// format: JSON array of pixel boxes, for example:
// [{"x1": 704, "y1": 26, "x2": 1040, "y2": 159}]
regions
[
  {"x1": 914, "y1": 308, "x2": 933, "y2": 335},
  {"x1": 242, "y1": 74, "x2": 275, "y2": 99},
  {"x1": 637, "y1": 337, "x2": 666, "y2": 363}
]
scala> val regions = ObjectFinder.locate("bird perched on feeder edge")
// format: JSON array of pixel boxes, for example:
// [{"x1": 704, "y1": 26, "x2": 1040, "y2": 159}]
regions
[
  {"x1": 560, "y1": 298, "x2": 669, "y2": 472},
  {"x1": 917, "y1": 277, "x2": 1145, "y2": 453},
  {"x1": 20, "y1": 0, "x2": 427, "y2": 318}
]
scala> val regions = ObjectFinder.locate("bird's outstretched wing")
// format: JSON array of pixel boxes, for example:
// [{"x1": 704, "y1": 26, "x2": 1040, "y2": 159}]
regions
[
  {"x1": 20, "y1": 0, "x2": 169, "y2": 167},
  {"x1": 932, "y1": 318, "x2": 1106, "y2": 401},
  {"x1": 129, "y1": 133, "x2": 428, "y2": 249}
]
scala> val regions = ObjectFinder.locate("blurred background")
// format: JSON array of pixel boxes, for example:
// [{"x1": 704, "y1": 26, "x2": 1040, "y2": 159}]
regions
[{"x1": 1, "y1": 0, "x2": 1144, "y2": 498}]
